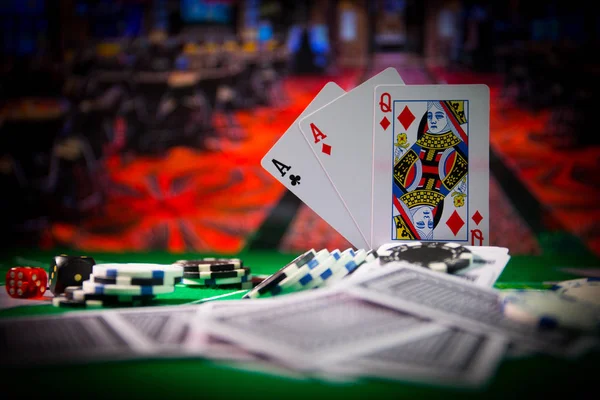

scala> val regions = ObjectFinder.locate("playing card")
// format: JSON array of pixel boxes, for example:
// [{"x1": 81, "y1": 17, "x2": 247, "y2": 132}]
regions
[
  {"x1": 325, "y1": 327, "x2": 506, "y2": 388},
  {"x1": 347, "y1": 264, "x2": 594, "y2": 356},
  {"x1": 371, "y1": 85, "x2": 489, "y2": 248},
  {"x1": 298, "y1": 68, "x2": 405, "y2": 247},
  {"x1": 261, "y1": 82, "x2": 369, "y2": 249},
  {"x1": 0, "y1": 312, "x2": 155, "y2": 366},
  {"x1": 115, "y1": 306, "x2": 198, "y2": 350},
  {"x1": 203, "y1": 288, "x2": 443, "y2": 371}
]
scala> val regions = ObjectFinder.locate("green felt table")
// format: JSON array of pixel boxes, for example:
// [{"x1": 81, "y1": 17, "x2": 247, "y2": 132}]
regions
[{"x1": 1, "y1": 248, "x2": 599, "y2": 400}]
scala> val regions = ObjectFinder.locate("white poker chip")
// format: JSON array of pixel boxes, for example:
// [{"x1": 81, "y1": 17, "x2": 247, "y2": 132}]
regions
[
  {"x1": 500, "y1": 290, "x2": 600, "y2": 331},
  {"x1": 290, "y1": 251, "x2": 342, "y2": 291},
  {"x1": 277, "y1": 249, "x2": 332, "y2": 291},
  {"x1": 91, "y1": 275, "x2": 182, "y2": 286},
  {"x1": 175, "y1": 258, "x2": 243, "y2": 269},
  {"x1": 242, "y1": 249, "x2": 316, "y2": 299},
  {"x1": 92, "y1": 263, "x2": 184, "y2": 279},
  {"x1": 305, "y1": 249, "x2": 357, "y2": 288},
  {"x1": 83, "y1": 276, "x2": 175, "y2": 296},
  {"x1": 303, "y1": 251, "x2": 356, "y2": 290},
  {"x1": 552, "y1": 278, "x2": 600, "y2": 307},
  {"x1": 326, "y1": 250, "x2": 368, "y2": 286},
  {"x1": 181, "y1": 275, "x2": 251, "y2": 286}
]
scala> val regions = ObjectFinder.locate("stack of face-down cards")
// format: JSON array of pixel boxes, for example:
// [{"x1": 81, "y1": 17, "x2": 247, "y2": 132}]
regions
[
  {"x1": 194, "y1": 262, "x2": 597, "y2": 390},
  {"x1": 261, "y1": 67, "x2": 490, "y2": 252}
]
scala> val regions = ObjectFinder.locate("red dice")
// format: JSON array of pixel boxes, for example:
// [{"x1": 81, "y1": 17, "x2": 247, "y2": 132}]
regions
[{"x1": 5, "y1": 267, "x2": 48, "y2": 298}]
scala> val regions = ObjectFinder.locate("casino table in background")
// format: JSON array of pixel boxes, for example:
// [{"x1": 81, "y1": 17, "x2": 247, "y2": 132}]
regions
[{"x1": 1, "y1": 249, "x2": 598, "y2": 399}]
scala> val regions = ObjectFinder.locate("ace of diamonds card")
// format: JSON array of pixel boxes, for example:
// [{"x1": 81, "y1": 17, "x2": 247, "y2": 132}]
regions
[{"x1": 371, "y1": 85, "x2": 489, "y2": 248}]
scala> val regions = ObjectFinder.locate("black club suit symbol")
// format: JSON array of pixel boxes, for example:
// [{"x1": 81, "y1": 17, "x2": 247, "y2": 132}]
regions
[{"x1": 290, "y1": 175, "x2": 301, "y2": 186}]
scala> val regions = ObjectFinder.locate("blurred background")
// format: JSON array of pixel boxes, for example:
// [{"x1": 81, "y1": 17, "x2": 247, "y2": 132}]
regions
[{"x1": 0, "y1": 0, "x2": 598, "y2": 259}]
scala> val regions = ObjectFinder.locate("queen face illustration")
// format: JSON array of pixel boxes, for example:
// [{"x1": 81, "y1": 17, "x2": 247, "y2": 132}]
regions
[
  {"x1": 427, "y1": 102, "x2": 450, "y2": 134},
  {"x1": 411, "y1": 205, "x2": 435, "y2": 239}
]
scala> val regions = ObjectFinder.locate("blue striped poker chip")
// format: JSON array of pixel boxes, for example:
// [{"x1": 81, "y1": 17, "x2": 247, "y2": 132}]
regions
[
  {"x1": 243, "y1": 250, "x2": 317, "y2": 298},
  {"x1": 551, "y1": 277, "x2": 600, "y2": 290},
  {"x1": 93, "y1": 263, "x2": 183, "y2": 280},
  {"x1": 340, "y1": 259, "x2": 359, "y2": 274},
  {"x1": 265, "y1": 250, "x2": 332, "y2": 295},
  {"x1": 500, "y1": 290, "x2": 600, "y2": 331},
  {"x1": 288, "y1": 251, "x2": 343, "y2": 290},
  {"x1": 551, "y1": 278, "x2": 600, "y2": 307},
  {"x1": 293, "y1": 256, "x2": 332, "y2": 286},
  {"x1": 319, "y1": 267, "x2": 335, "y2": 281},
  {"x1": 82, "y1": 279, "x2": 175, "y2": 296},
  {"x1": 92, "y1": 276, "x2": 182, "y2": 286}
]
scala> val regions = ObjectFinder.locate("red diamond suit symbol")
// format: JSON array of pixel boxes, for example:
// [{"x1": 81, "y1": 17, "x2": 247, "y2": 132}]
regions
[
  {"x1": 446, "y1": 210, "x2": 465, "y2": 236},
  {"x1": 321, "y1": 143, "x2": 332, "y2": 155},
  {"x1": 472, "y1": 211, "x2": 483, "y2": 225},
  {"x1": 380, "y1": 116, "x2": 390, "y2": 131},
  {"x1": 397, "y1": 106, "x2": 415, "y2": 130}
]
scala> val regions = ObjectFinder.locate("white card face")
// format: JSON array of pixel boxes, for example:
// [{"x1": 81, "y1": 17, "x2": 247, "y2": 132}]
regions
[
  {"x1": 371, "y1": 85, "x2": 489, "y2": 248},
  {"x1": 261, "y1": 82, "x2": 369, "y2": 249},
  {"x1": 298, "y1": 68, "x2": 405, "y2": 248}
]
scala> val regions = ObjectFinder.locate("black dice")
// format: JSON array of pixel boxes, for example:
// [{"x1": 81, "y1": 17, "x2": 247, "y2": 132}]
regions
[{"x1": 48, "y1": 255, "x2": 96, "y2": 295}]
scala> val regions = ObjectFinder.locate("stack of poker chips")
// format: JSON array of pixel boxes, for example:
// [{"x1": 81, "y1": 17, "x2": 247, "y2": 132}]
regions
[
  {"x1": 244, "y1": 248, "x2": 378, "y2": 299},
  {"x1": 175, "y1": 258, "x2": 253, "y2": 290},
  {"x1": 52, "y1": 263, "x2": 184, "y2": 308}
]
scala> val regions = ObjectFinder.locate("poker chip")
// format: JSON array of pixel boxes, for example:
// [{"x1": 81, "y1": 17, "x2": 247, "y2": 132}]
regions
[
  {"x1": 275, "y1": 249, "x2": 333, "y2": 294},
  {"x1": 53, "y1": 294, "x2": 153, "y2": 309},
  {"x1": 181, "y1": 274, "x2": 251, "y2": 287},
  {"x1": 379, "y1": 242, "x2": 472, "y2": 273},
  {"x1": 91, "y1": 275, "x2": 182, "y2": 286},
  {"x1": 242, "y1": 249, "x2": 317, "y2": 299},
  {"x1": 52, "y1": 296, "x2": 103, "y2": 309},
  {"x1": 303, "y1": 250, "x2": 355, "y2": 290},
  {"x1": 499, "y1": 290, "x2": 600, "y2": 331},
  {"x1": 181, "y1": 263, "x2": 240, "y2": 272},
  {"x1": 551, "y1": 278, "x2": 600, "y2": 307},
  {"x1": 64, "y1": 286, "x2": 155, "y2": 303},
  {"x1": 82, "y1": 276, "x2": 175, "y2": 296},
  {"x1": 347, "y1": 250, "x2": 379, "y2": 276},
  {"x1": 182, "y1": 267, "x2": 250, "y2": 280},
  {"x1": 176, "y1": 258, "x2": 243, "y2": 270},
  {"x1": 325, "y1": 249, "x2": 368, "y2": 285},
  {"x1": 92, "y1": 263, "x2": 184, "y2": 279}
]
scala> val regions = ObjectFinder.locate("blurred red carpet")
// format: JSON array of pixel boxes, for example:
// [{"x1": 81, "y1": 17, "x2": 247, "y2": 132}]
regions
[
  {"x1": 431, "y1": 66, "x2": 600, "y2": 256},
  {"x1": 49, "y1": 71, "x2": 362, "y2": 253}
]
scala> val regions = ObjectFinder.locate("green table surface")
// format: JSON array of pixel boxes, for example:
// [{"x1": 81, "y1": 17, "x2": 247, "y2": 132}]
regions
[{"x1": 1, "y1": 248, "x2": 599, "y2": 400}]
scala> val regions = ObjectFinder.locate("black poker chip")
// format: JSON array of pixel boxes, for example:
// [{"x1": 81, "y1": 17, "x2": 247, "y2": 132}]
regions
[
  {"x1": 63, "y1": 286, "x2": 155, "y2": 303},
  {"x1": 379, "y1": 242, "x2": 472, "y2": 273},
  {"x1": 181, "y1": 263, "x2": 239, "y2": 272},
  {"x1": 91, "y1": 276, "x2": 182, "y2": 286},
  {"x1": 175, "y1": 258, "x2": 243, "y2": 269},
  {"x1": 182, "y1": 267, "x2": 250, "y2": 279}
]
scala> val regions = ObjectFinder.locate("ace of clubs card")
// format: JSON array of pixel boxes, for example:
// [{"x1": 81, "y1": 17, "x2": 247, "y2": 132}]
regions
[
  {"x1": 371, "y1": 84, "x2": 489, "y2": 248},
  {"x1": 261, "y1": 83, "x2": 370, "y2": 249},
  {"x1": 298, "y1": 68, "x2": 405, "y2": 247}
]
